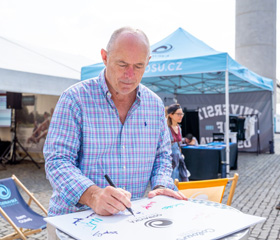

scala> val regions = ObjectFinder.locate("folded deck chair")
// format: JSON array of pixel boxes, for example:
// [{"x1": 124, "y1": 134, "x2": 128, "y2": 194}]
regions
[
  {"x1": 0, "y1": 175, "x2": 47, "y2": 240},
  {"x1": 174, "y1": 173, "x2": 239, "y2": 206}
]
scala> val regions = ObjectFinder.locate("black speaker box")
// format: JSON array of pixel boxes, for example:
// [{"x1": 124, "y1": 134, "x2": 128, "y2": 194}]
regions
[{"x1": 6, "y1": 92, "x2": 22, "y2": 109}]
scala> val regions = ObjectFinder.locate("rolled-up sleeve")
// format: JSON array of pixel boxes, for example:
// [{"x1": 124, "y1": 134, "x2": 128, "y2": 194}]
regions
[{"x1": 44, "y1": 90, "x2": 94, "y2": 208}]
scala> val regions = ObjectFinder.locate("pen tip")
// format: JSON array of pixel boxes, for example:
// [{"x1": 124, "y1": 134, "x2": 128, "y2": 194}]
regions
[{"x1": 128, "y1": 208, "x2": 135, "y2": 216}]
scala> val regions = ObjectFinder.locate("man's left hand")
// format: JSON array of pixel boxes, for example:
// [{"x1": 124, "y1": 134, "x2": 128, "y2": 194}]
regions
[{"x1": 148, "y1": 188, "x2": 188, "y2": 200}]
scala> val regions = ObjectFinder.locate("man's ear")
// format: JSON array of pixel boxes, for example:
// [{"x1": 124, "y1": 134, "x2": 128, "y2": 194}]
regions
[
  {"x1": 101, "y1": 49, "x2": 108, "y2": 66},
  {"x1": 146, "y1": 55, "x2": 151, "y2": 66}
]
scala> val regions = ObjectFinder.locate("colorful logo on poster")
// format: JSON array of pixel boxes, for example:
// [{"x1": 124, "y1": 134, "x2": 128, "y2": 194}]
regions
[{"x1": 0, "y1": 184, "x2": 11, "y2": 200}]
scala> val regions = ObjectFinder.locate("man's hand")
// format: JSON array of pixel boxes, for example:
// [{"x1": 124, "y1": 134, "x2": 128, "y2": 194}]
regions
[
  {"x1": 148, "y1": 187, "x2": 188, "y2": 200},
  {"x1": 79, "y1": 185, "x2": 132, "y2": 216}
]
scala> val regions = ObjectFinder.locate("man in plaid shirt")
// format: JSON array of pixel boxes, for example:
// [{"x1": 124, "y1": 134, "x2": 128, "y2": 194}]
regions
[{"x1": 44, "y1": 27, "x2": 187, "y2": 223}]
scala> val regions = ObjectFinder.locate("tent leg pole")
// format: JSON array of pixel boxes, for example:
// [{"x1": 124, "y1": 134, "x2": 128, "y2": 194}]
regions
[{"x1": 225, "y1": 69, "x2": 230, "y2": 178}]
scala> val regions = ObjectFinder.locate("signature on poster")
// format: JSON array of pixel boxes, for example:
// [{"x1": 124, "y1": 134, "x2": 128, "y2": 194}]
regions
[
  {"x1": 162, "y1": 203, "x2": 184, "y2": 210},
  {"x1": 142, "y1": 201, "x2": 156, "y2": 210},
  {"x1": 176, "y1": 228, "x2": 215, "y2": 240},
  {"x1": 72, "y1": 212, "x2": 103, "y2": 231},
  {"x1": 92, "y1": 230, "x2": 118, "y2": 237},
  {"x1": 127, "y1": 213, "x2": 162, "y2": 223}
]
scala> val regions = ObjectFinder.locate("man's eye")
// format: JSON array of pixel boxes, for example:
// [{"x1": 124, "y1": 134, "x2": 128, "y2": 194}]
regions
[
  {"x1": 119, "y1": 64, "x2": 127, "y2": 68},
  {"x1": 135, "y1": 65, "x2": 143, "y2": 69}
]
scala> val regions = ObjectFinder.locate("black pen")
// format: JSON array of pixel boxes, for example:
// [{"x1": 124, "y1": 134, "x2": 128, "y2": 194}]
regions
[{"x1": 104, "y1": 174, "x2": 135, "y2": 216}]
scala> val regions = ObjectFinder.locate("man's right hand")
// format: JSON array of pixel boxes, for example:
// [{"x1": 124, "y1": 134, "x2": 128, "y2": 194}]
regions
[{"x1": 79, "y1": 185, "x2": 132, "y2": 216}]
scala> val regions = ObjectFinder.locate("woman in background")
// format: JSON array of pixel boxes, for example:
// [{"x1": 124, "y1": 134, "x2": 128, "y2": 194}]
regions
[{"x1": 167, "y1": 104, "x2": 189, "y2": 182}]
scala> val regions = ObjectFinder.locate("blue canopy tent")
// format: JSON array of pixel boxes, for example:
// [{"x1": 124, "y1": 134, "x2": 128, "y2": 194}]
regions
[{"x1": 81, "y1": 27, "x2": 274, "y2": 176}]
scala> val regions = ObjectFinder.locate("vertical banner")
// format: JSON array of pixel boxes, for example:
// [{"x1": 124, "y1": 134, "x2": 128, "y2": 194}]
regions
[
  {"x1": 0, "y1": 93, "x2": 11, "y2": 127},
  {"x1": 176, "y1": 91, "x2": 273, "y2": 153},
  {"x1": 16, "y1": 95, "x2": 58, "y2": 159}
]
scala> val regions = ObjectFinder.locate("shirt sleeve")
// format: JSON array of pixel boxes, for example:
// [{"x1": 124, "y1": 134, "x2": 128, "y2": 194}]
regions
[
  {"x1": 44, "y1": 91, "x2": 94, "y2": 207},
  {"x1": 150, "y1": 107, "x2": 176, "y2": 190}
]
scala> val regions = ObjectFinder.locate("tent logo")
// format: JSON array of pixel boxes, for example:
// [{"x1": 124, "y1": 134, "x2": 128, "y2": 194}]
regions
[
  {"x1": 152, "y1": 44, "x2": 173, "y2": 53},
  {"x1": 0, "y1": 184, "x2": 11, "y2": 200}
]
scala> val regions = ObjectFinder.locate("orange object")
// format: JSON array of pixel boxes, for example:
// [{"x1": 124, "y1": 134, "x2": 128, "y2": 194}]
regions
[{"x1": 174, "y1": 173, "x2": 239, "y2": 206}]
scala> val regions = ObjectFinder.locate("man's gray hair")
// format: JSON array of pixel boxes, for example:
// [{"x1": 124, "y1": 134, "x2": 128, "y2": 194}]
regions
[{"x1": 106, "y1": 26, "x2": 150, "y2": 56}]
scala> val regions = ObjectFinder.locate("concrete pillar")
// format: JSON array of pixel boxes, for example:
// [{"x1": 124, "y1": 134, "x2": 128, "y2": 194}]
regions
[
  {"x1": 235, "y1": 0, "x2": 280, "y2": 114},
  {"x1": 236, "y1": 0, "x2": 276, "y2": 79},
  {"x1": 235, "y1": 0, "x2": 277, "y2": 111}
]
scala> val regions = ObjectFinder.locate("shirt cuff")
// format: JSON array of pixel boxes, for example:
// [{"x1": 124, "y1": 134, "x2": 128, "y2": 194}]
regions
[{"x1": 153, "y1": 185, "x2": 166, "y2": 190}]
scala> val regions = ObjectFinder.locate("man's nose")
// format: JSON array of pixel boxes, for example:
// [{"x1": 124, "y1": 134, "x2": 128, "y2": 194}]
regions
[{"x1": 124, "y1": 66, "x2": 135, "y2": 78}]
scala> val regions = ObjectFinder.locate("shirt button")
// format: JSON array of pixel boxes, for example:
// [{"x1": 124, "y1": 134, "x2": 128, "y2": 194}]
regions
[
  {"x1": 123, "y1": 187, "x2": 126, "y2": 190},
  {"x1": 123, "y1": 145, "x2": 125, "y2": 149}
]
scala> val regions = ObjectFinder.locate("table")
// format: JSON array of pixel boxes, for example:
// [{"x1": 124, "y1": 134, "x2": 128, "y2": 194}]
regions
[
  {"x1": 208, "y1": 142, "x2": 238, "y2": 171},
  {"x1": 181, "y1": 142, "x2": 238, "y2": 180},
  {"x1": 55, "y1": 198, "x2": 250, "y2": 240}
]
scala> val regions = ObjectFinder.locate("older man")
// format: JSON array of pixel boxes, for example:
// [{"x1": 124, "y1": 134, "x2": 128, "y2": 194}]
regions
[{"x1": 44, "y1": 27, "x2": 186, "y2": 222}]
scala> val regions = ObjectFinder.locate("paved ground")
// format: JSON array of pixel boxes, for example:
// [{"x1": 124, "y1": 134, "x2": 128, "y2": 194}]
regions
[{"x1": 0, "y1": 135, "x2": 280, "y2": 239}]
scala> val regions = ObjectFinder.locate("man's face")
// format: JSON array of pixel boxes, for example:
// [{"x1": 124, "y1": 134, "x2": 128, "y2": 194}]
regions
[{"x1": 101, "y1": 33, "x2": 150, "y2": 96}]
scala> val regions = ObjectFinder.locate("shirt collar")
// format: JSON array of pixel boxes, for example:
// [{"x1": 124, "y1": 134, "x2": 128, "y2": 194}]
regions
[
  {"x1": 98, "y1": 68, "x2": 110, "y2": 97},
  {"x1": 98, "y1": 68, "x2": 142, "y2": 101}
]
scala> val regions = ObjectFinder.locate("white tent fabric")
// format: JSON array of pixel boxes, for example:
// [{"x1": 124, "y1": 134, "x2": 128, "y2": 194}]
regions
[{"x1": 0, "y1": 36, "x2": 94, "y2": 96}]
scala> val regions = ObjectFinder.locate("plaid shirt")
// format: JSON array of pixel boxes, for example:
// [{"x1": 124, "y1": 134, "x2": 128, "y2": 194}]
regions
[{"x1": 44, "y1": 69, "x2": 175, "y2": 216}]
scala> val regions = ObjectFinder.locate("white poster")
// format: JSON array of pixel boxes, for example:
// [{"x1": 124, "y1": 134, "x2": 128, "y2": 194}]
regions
[{"x1": 45, "y1": 196, "x2": 265, "y2": 240}]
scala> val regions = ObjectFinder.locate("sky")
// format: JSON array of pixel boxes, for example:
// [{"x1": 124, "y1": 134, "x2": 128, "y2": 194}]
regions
[{"x1": 0, "y1": 0, "x2": 279, "y2": 79}]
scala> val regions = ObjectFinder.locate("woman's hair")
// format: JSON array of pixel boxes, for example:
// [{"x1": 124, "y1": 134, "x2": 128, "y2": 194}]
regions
[{"x1": 166, "y1": 104, "x2": 181, "y2": 127}]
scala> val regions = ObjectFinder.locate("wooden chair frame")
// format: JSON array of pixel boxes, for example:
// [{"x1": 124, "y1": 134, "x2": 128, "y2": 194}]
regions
[
  {"x1": 175, "y1": 173, "x2": 239, "y2": 206},
  {"x1": 0, "y1": 175, "x2": 48, "y2": 240}
]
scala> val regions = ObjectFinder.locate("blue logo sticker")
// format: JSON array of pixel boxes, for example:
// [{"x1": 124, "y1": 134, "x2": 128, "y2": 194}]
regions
[{"x1": 152, "y1": 44, "x2": 173, "y2": 53}]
